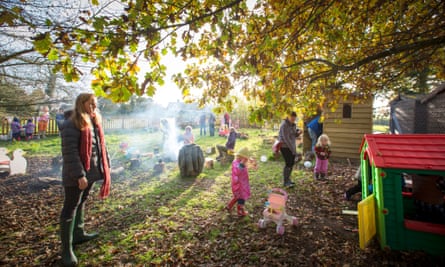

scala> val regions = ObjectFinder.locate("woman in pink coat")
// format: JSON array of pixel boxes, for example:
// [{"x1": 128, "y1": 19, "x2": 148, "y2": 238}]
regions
[{"x1": 226, "y1": 147, "x2": 252, "y2": 216}]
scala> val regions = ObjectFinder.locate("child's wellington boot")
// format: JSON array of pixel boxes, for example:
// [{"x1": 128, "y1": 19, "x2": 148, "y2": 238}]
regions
[
  {"x1": 314, "y1": 172, "x2": 320, "y2": 180},
  {"x1": 237, "y1": 204, "x2": 249, "y2": 217},
  {"x1": 225, "y1": 198, "x2": 237, "y2": 213}
]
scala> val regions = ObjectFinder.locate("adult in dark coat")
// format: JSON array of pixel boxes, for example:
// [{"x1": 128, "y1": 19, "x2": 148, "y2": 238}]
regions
[
  {"x1": 60, "y1": 93, "x2": 110, "y2": 266},
  {"x1": 279, "y1": 112, "x2": 302, "y2": 187}
]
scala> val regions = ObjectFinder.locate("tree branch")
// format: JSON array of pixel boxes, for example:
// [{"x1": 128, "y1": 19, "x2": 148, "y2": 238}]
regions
[
  {"x1": 143, "y1": 0, "x2": 242, "y2": 33},
  {"x1": 345, "y1": 35, "x2": 445, "y2": 71},
  {"x1": 0, "y1": 98, "x2": 71, "y2": 108},
  {"x1": 0, "y1": 48, "x2": 34, "y2": 64},
  {"x1": 284, "y1": 35, "x2": 445, "y2": 82}
]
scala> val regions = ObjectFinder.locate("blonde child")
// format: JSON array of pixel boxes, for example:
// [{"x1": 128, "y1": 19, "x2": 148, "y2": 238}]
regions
[
  {"x1": 314, "y1": 134, "x2": 331, "y2": 180},
  {"x1": 226, "y1": 147, "x2": 255, "y2": 216},
  {"x1": 38, "y1": 113, "x2": 49, "y2": 139}
]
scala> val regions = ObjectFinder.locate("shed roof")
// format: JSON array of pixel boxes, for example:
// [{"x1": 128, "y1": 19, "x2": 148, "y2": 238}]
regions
[
  {"x1": 420, "y1": 82, "x2": 445, "y2": 104},
  {"x1": 389, "y1": 82, "x2": 445, "y2": 105},
  {"x1": 361, "y1": 134, "x2": 445, "y2": 171}
]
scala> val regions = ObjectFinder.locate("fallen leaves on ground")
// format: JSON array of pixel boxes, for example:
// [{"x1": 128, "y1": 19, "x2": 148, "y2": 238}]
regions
[{"x1": 0, "y1": 157, "x2": 444, "y2": 267}]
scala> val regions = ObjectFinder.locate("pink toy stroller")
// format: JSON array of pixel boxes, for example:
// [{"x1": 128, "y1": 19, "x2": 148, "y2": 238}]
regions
[{"x1": 258, "y1": 188, "x2": 298, "y2": 235}]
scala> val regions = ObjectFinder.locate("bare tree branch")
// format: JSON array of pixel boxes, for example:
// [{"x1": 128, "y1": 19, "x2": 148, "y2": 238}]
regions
[{"x1": 0, "y1": 48, "x2": 34, "y2": 64}]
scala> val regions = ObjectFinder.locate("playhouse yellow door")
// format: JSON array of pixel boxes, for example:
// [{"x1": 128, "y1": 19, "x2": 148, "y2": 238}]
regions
[{"x1": 358, "y1": 194, "x2": 376, "y2": 249}]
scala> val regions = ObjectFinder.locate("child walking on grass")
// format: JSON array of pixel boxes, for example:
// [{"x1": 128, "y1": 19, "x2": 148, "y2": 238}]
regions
[
  {"x1": 226, "y1": 147, "x2": 255, "y2": 216},
  {"x1": 314, "y1": 134, "x2": 331, "y2": 180}
]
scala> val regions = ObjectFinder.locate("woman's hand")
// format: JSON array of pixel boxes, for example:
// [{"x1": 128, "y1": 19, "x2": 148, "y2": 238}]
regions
[
  {"x1": 78, "y1": 177, "x2": 88, "y2": 190},
  {"x1": 296, "y1": 128, "x2": 302, "y2": 137}
]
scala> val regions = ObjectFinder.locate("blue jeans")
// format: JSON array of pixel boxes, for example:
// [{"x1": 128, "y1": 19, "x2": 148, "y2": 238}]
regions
[
  {"x1": 200, "y1": 124, "x2": 206, "y2": 136},
  {"x1": 209, "y1": 124, "x2": 215, "y2": 136},
  {"x1": 307, "y1": 128, "x2": 318, "y2": 152}
]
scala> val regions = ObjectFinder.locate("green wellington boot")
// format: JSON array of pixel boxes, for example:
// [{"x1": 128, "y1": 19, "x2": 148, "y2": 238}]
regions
[
  {"x1": 72, "y1": 206, "x2": 99, "y2": 245},
  {"x1": 60, "y1": 219, "x2": 78, "y2": 267}
]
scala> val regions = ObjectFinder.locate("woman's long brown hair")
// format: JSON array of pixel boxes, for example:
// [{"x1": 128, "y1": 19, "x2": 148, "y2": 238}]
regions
[{"x1": 71, "y1": 93, "x2": 102, "y2": 130}]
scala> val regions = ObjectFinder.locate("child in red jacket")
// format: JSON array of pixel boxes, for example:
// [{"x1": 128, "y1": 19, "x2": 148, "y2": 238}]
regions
[{"x1": 314, "y1": 134, "x2": 331, "y2": 180}]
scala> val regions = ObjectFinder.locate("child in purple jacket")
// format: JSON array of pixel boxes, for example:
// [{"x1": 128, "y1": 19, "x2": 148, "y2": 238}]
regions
[
  {"x1": 23, "y1": 119, "x2": 35, "y2": 141},
  {"x1": 11, "y1": 117, "x2": 21, "y2": 141},
  {"x1": 226, "y1": 147, "x2": 253, "y2": 216}
]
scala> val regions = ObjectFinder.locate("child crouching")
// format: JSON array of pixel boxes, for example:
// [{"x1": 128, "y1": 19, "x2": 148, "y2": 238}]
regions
[
  {"x1": 314, "y1": 134, "x2": 331, "y2": 180},
  {"x1": 24, "y1": 119, "x2": 35, "y2": 141},
  {"x1": 226, "y1": 147, "x2": 254, "y2": 216}
]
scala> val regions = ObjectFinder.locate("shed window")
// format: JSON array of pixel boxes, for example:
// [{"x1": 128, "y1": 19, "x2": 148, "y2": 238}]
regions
[{"x1": 343, "y1": 103, "x2": 352, "y2": 118}]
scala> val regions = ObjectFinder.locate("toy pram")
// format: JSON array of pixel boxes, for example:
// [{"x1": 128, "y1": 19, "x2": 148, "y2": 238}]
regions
[{"x1": 258, "y1": 188, "x2": 298, "y2": 234}]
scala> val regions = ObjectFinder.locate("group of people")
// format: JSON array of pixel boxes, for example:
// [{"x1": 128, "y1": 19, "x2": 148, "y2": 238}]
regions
[
  {"x1": 56, "y1": 98, "x2": 356, "y2": 266},
  {"x1": 225, "y1": 109, "x2": 371, "y2": 220},
  {"x1": 277, "y1": 111, "x2": 332, "y2": 186},
  {"x1": 199, "y1": 112, "x2": 231, "y2": 137},
  {"x1": 9, "y1": 116, "x2": 50, "y2": 141},
  {"x1": 10, "y1": 117, "x2": 35, "y2": 141},
  {"x1": 199, "y1": 112, "x2": 217, "y2": 136},
  {"x1": 279, "y1": 112, "x2": 364, "y2": 201},
  {"x1": 225, "y1": 111, "x2": 332, "y2": 218},
  {"x1": 6, "y1": 108, "x2": 66, "y2": 141}
]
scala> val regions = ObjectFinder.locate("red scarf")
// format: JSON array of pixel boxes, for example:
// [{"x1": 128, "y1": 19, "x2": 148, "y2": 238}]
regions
[{"x1": 80, "y1": 120, "x2": 111, "y2": 199}]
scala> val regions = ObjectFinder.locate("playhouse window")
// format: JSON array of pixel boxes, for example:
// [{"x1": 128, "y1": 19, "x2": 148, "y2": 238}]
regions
[
  {"x1": 403, "y1": 173, "x2": 445, "y2": 234},
  {"x1": 342, "y1": 104, "x2": 352, "y2": 118},
  {"x1": 401, "y1": 173, "x2": 413, "y2": 194}
]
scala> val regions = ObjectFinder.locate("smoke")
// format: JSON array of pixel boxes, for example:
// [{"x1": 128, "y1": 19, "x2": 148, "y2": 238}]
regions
[
  {"x1": 100, "y1": 100, "x2": 209, "y2": 164},
  {"x1": 162, "y1": 117, "x2": 183, "y2": 161}
]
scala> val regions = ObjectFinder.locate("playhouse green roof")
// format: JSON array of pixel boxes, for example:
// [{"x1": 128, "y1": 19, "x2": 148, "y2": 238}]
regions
[{"x1": 361, "y1": 134, "x2": 445, "y2": 171}]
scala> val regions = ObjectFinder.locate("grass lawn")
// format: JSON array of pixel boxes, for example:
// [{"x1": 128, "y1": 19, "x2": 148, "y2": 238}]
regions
[
  {"x1": 0, "y1": 136, "x2": 62, "y2": 157},
  {"x1": 372, "y1": 124, "x2": 390, "y2": 133},
  {"x1": 81, "y1": 128, "x2": 293, "y2": 265},
  {"x1": 0, "y1": 128, "x2": 443, "y2": 266}
]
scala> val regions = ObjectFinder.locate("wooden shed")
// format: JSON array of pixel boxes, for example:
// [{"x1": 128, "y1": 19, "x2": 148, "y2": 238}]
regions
[
  {"x1": 303, "y1": 95, "x2": 373, "y2": 159},
  {"x1": 390, "y1": 83, "x2": 445, "y2": 134}
]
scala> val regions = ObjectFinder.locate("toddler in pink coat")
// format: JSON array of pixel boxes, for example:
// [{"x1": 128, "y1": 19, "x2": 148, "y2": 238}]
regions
[{"x1": 226, "y1": 147, "x2": 255, "y2": 216}]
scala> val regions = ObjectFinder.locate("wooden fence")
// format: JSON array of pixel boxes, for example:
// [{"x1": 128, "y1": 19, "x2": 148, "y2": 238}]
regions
[
  {"x1": 0, "y1": 117, "x2": 160, "y2": 138},
  {"x1": 0, "y1": 116, "x2": 261, "y2": 139},
  {"x1": 1, "y1": 118, "x2": 60, "y2": 138},
  {"x1": 102, "y1": 117, "x2": 158, "y2": 131}
]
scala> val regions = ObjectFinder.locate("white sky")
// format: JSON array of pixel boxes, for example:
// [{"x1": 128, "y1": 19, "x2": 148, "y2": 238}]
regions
[{"x1": 151, "y1": 53, "x2": 184, "y2": 107}]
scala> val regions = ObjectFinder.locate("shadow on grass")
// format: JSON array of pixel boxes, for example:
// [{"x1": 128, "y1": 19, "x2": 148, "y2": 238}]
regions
[{"x1": 73, "y1": 163, "x2": 220, "y2": 265}]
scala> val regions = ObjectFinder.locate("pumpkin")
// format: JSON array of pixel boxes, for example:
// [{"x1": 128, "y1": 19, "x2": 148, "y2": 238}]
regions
[{"x1": 178, "y1": 144, "x2": 204, "y2": 177}]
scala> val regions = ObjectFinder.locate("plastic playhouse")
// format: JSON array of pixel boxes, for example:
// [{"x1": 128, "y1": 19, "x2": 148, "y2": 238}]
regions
[
  {"x1": 258, "y1": 188, "x2": 298, "y2": 235},
  {"x1": 358, "y1": 134, "x2": 445, "y2": 255}
]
